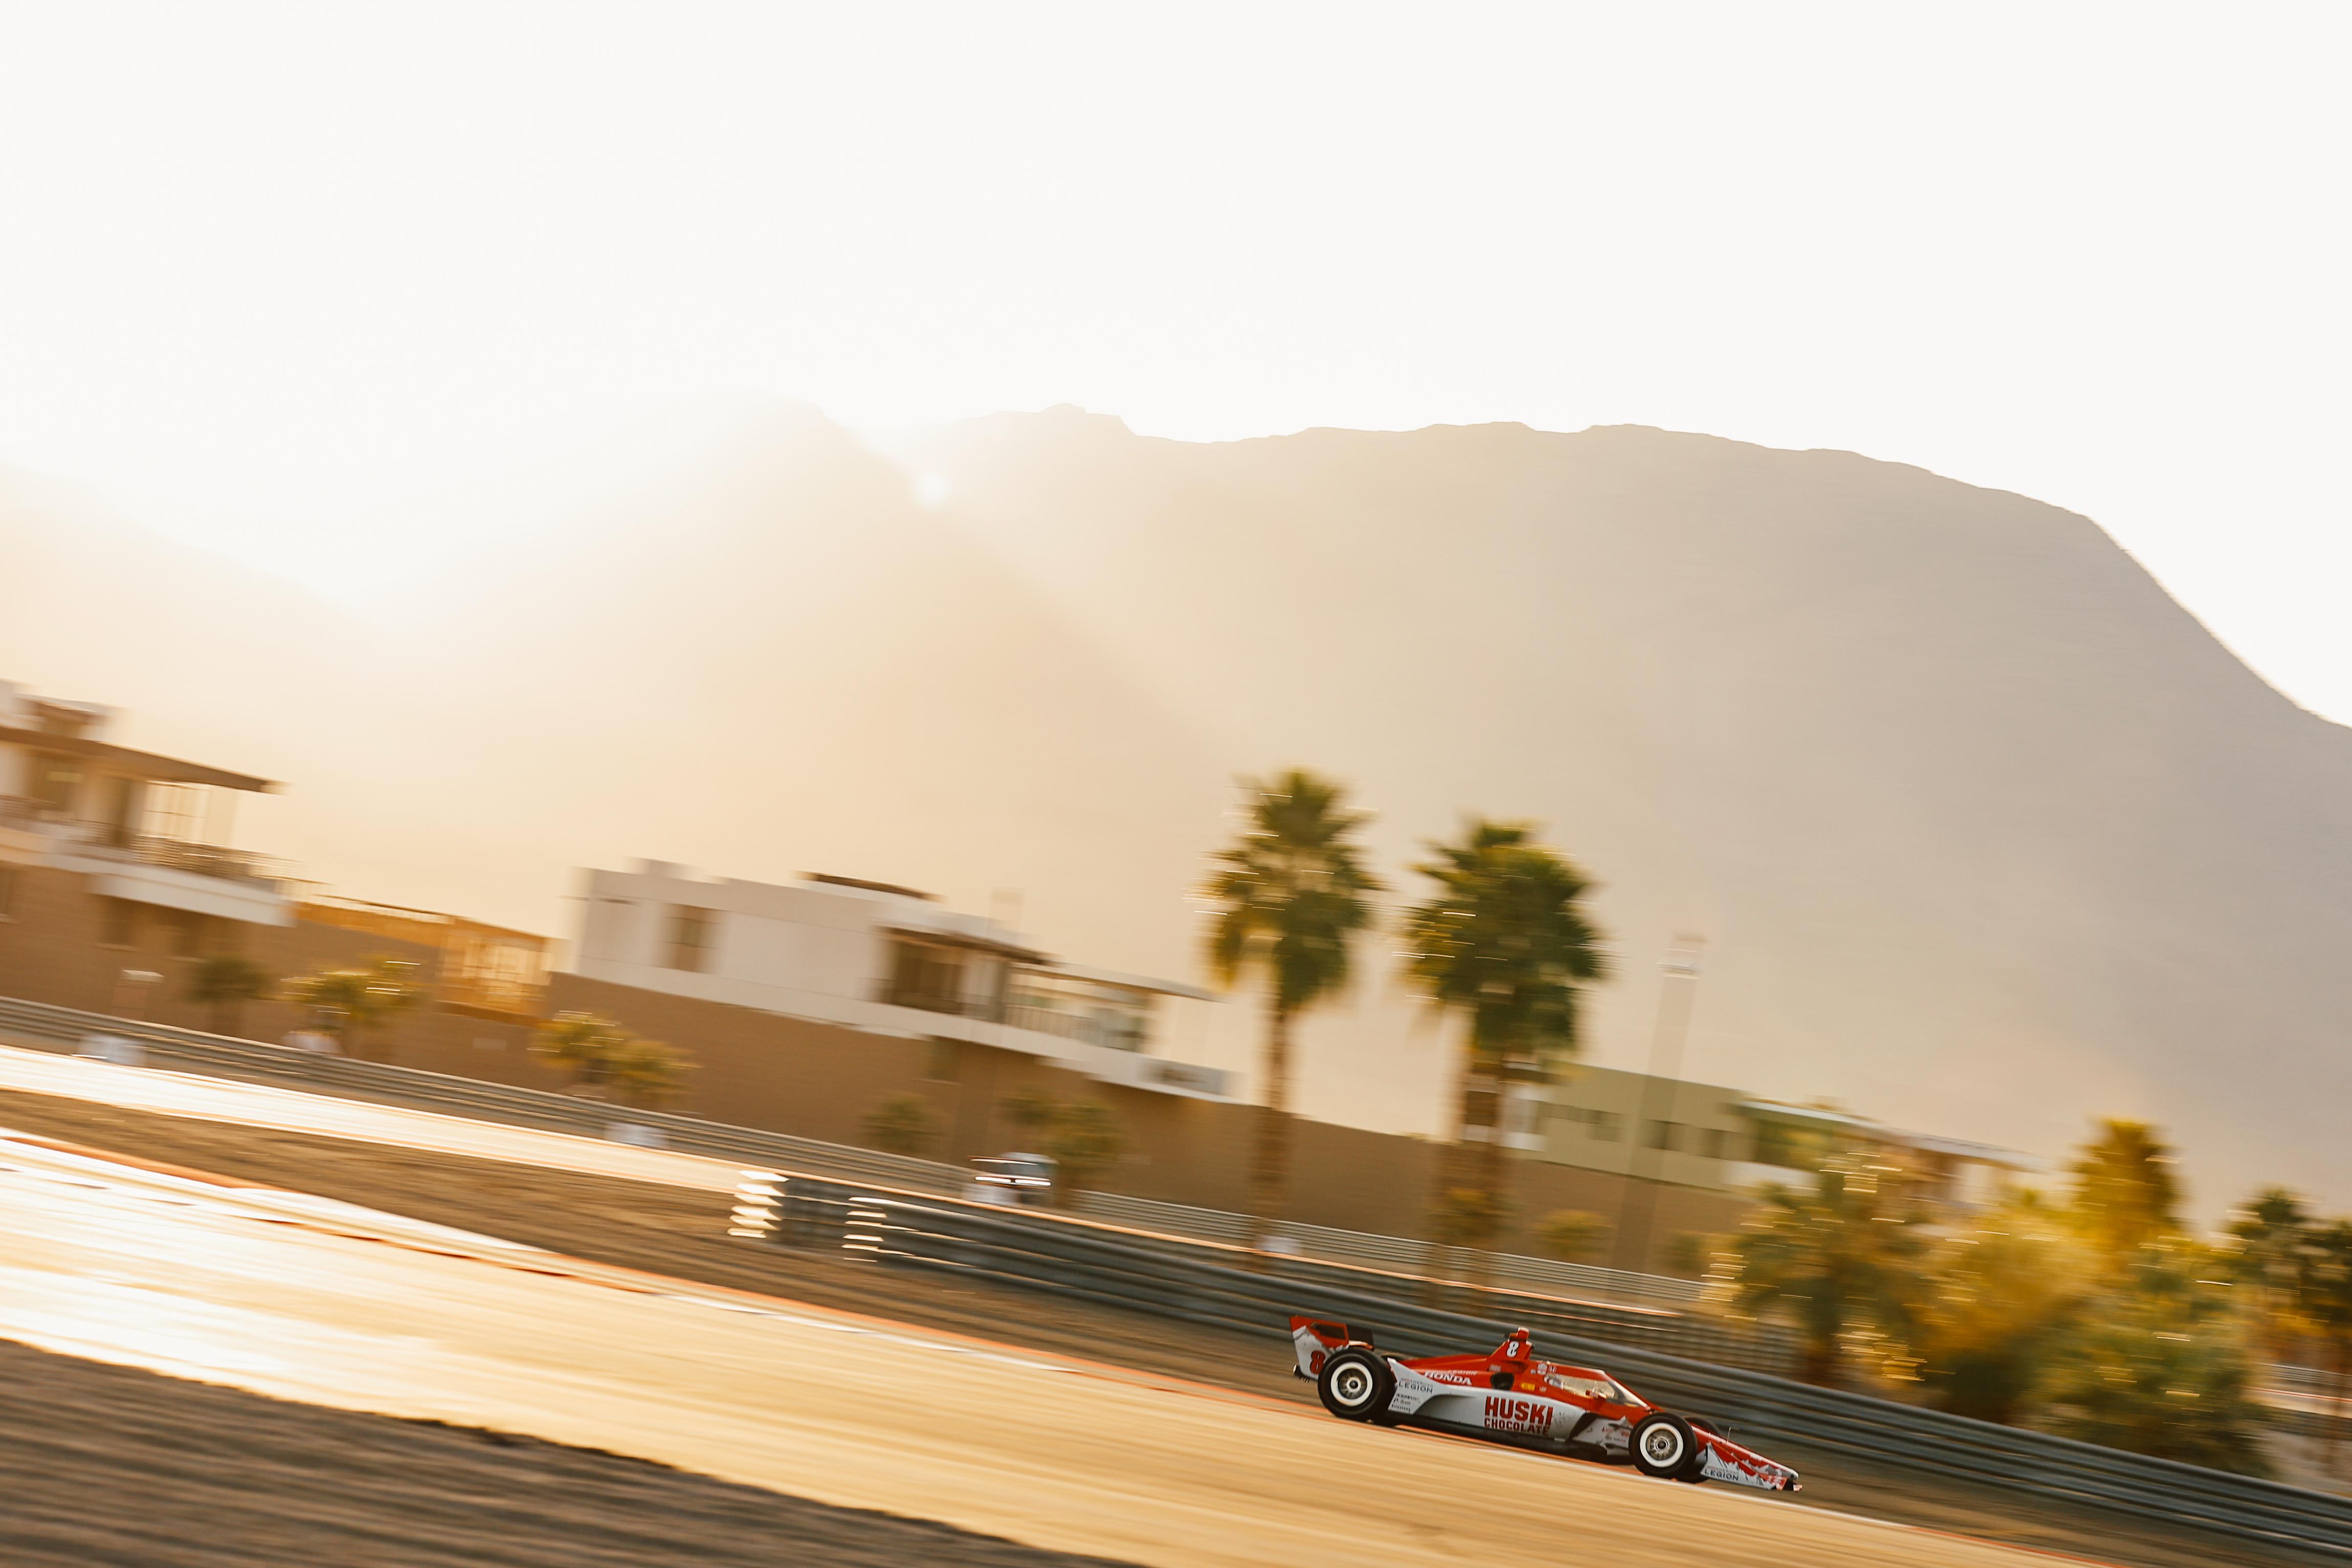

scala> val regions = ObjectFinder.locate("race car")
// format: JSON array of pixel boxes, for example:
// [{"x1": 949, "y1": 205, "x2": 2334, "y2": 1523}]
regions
[{"x1": 1289, "y1": 1316, "x2": 1800, "y2": 1492}]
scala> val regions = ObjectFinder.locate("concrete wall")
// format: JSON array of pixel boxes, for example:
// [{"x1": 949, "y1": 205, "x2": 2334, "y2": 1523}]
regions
[
  {"x1": 517, "y1": 972, "x2": 1751, "y2": 1270},
  {"x1": 0, "y1": 864, "x2": 537, "y2": 1063}
]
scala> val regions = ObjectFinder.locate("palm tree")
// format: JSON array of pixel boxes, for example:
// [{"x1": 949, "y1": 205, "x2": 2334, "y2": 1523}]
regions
[
  {"x1": 1401, "y1": 818, "x2": 1605, "y2": 1267},
  {"x1": 2298, "y1": 1220, "x2": 2352, "y2": 1472},
  {"x1": 1202, "y1": 769, "x2": 1382, "y2": 1254},
  {"x1": 1731, "y1": 1152, "x2": 1930, "y2": 1386},
  {"x1": 2227, "y1": 1186, "x2": 2317, "y2": 1363},
  {"x1": 187, "y1": 954, "x2": 272, "y2": 1037},
  {"x1": 532, "y1": 1011, "x2": 692, "y2": 1107},
  {"x1": 603, "y1": 1035, "x2": 692, "y2": 1110},
  {"x1": 1918, "y1": 1193, "x2": 2090, "y2": 1424},
  {"x1": 2035, "y1": 1237, "x2": 2273, "y2": 1474},
  {"x1": 279, "y1": 955, "x2": 424, "y2": 1061},
  {"x1": 2068, "y1": 1118, "x2": 2183, "y2": 1266}
]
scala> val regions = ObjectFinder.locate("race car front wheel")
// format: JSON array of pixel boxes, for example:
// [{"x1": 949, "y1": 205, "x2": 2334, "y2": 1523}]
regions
[
  {"x1": 1317, "y1": 1347, "x2": 1394, "y2": 1422},
  {"x1": 1630, "y1": 1412, "x2": 1701, "y2": 1480}
]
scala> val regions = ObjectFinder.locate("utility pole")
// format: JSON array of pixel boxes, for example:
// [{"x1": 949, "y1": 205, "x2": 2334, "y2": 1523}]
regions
[{"x1": 1611, "y1": 937, "x2": 1704, "y2": 1274}]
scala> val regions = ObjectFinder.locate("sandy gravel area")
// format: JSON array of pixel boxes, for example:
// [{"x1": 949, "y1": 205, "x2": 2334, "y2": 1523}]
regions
[{"x1": 0, "y1": 1338, "x2": 1134, "y2": 1567}]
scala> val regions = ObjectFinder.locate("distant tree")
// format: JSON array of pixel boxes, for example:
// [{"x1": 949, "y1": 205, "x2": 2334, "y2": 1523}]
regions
[
  {"x1": 531, "y1": 1011, "x2": 690, "y2": 1108},
  {"x1": 1535, "y1": 1209, "x2": 1611, "y2": 1264},
  {"x1": 1730, "y1": 1153, "x2": 1930, "y2": 1386},
  {"x1": 862, "y1": 1093, "x2": 941, "y2": 1156},
  {"x1": 602, "y1": 1035, "x2": 691, "y2": 1110},
  {"x1": 1402, "y1": 818, "x2": 1606, "y2": 1284},
  {"x1": 1664, "y1": 1232, "x2": 1717, "y2": 1279},
  {"x1": 280, "y1": 955, "x2": 424, "y2": 1061},
  {"x1": 1432, "y1": 1186, "x2": 1509, "y2": 1249},
  {"x1": 187, "y1": 954, "x2": 271, "y2": 1038},
  {"x1": 1041, "y1": 1100, "x2": 1124, "y2": 1202},
  {"x1": 2068, "y1": 1119, "x2": 2183, "y2": 1265},
  {"x1": 534, "y1": 1011, "x2": 628, "y2": 1091},
  {"x1": 999, "y1": 1088, "x2": 1056, "y2": 1137},
  {"x1": 995, "y1": 1090, "x2": 1125, "y2": 1205},
  {"x1": 2226, "y1": 1186, "x2": 2319, "y2": 1362},
  {"x1": 1202, "y1": 769, "x2": 1382, "y2": 1255},
  {"x1": 1918, "y1": 1193, "x2": 2092, "y2": 1425},
  {"x1": 2034, "y1": 1238, "x2": 2272, "y2": 1474},
  {"x1": 2295, "y1": 1220, "x2": 2352, "y2": 1473}
]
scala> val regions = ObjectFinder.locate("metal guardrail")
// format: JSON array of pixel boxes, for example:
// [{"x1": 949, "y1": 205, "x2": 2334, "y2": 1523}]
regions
[
  {"x1": 0, "y1": 994, "x2": 983, "y2": 1196},
  {"x1": 762, "y1": 1180, "x2": 2352, "y2": 1558},
  {"x1": 1075, "y1": 1189, "x2": 1710, "y2": 1309},
  {"x1": 5, "y1": 991, "x2": 2349, "y2": 1551}
]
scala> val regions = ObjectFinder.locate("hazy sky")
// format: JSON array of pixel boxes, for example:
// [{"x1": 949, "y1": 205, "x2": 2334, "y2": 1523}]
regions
[{"x1": 4, "y1": 5, "x2": 2349, "y2": 714}]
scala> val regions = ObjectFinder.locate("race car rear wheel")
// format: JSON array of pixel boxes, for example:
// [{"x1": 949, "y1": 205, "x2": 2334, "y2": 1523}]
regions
[
  {"x1": 1630, "y1": 1412, "x2": 1700, "y2": 1480},
  {"x1": 1317, "y1": 1347, "x2": 1394, "y2": 1422}
]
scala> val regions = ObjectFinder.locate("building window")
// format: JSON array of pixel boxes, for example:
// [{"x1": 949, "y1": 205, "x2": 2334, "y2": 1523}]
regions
[
  {"x1": 30, "y1": 754, "x2": 80, "y2": 814},
  {"x1": 1699, "y1": 1127, "x2": 1736, "y2": 1161},
  {"x1": 98, "y1": 897, "x2": 138, "y2": 948},
  {"x1": 142, "y1": 782, "x2": 203, "y2": 842},
  {"x1": 663, "y1": 906, "x2": 716, "y2": 972},
  {"x1": 1644, "y1": 1120, "x2": 1680, "y2": 1152},
  {"x1": 1589, "y1": 1110, "x2": 1622, "y2": 1142},
  {"x1": 887, "y1": 939, "x2": 968, "y2": 1014},
  {"x1": 161, "y1": 907, "x2": 208, "y2": 959}
]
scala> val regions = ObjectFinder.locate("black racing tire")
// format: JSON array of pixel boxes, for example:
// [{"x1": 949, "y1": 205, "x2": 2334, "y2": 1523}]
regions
[
  {"x1": 1630, "y1": 1412, "x2": 1700, "y2": 1480},
  {"x1": 1317, "y1": 1347, "x2": 1395, "y2": 1423}
]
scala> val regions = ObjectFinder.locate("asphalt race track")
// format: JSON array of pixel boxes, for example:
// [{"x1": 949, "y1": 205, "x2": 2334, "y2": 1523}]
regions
[{"x1": 0, "y1": 1128, "x2": 2093, "y2": 1568}]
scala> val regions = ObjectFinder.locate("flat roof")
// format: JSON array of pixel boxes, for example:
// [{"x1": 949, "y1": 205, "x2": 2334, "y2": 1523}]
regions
[
  {"x1": 1031, "y1": 961, "x2": 1218, "y2": 1003},
  {"x1": 0, "y1": 727, "x2": 276, "y2": 792}
]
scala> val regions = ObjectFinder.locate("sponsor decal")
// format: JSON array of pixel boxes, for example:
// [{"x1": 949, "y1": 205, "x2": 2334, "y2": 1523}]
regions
[
  {"x1": 1580, "y1": 1417, "x2": 1631, "y2": 1453},
  {"x1": 1424, "y1": 1370, "x2": 1475, "y2": 1385},
  {"x1": 1482, "y1": 1395, "x2": 1553, "y2": 1435}
]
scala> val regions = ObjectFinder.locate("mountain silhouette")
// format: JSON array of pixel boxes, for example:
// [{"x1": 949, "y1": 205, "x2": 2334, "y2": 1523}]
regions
[{"x1": 5, "y1": 409, "x2": 2342, "y2": 1212}]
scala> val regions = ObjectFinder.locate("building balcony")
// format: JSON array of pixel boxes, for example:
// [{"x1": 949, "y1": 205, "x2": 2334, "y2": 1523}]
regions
[
  {"x1": 1005, "y1": 1001, "x2": 1148, "y2": 1053},
  {"x1": 36, "y1": 820, "x2": 296, "y2": 926},
  {"x1": 878, "y1": 982, "x2": 1006, "y2": 1023},
  {"x1": 65, "y1": 825, "x2": 295, "y2": 889}
]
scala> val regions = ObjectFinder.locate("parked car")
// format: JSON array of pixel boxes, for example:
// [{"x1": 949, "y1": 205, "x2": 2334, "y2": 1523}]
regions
[{"x1": 965, "y1": 1152, "x2": 1056, "y2": 1207}]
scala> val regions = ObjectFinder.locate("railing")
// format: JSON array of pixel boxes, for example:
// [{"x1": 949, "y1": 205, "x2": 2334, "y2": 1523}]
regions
[
  {"x1": 1004, "y1": 1003, "x2": 1145, "y2": 1051},
  {"x1": 5, "y1": 989, "x2": 2350, "y2": 1552},
  {"x1": 877, "y1": 984, "x2": 1003, "y2": 1022},
  {"x1": 0, "y1": 795, "x2": 50, "y2": 831},
  {"x1": 53, "y1": 824, "x2": 293, "y2": 888}
]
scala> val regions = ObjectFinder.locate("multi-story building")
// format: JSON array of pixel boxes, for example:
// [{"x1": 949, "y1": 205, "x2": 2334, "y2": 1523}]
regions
[
  {"x1": 0, "y1": 681, "x2": 293, "y2": 1005},
  {"x1": 0, "y1": 680, "x2": 553, "y2": 1044},
  {"x1": 1530, "y1": 1063, "x2": 2034, "y2": 1212},
  {"x1": 568, "y1": 860, "x2": 1230, "y2": 1102}
]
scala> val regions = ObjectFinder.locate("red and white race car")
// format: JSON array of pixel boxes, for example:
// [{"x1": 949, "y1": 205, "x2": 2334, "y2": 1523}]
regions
[{"x1": 1290, "y1": 1316, "x2": 1800, "y2": 1492}]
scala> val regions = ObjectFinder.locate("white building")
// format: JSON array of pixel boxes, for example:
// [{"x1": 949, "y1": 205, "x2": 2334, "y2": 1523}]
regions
[{"x1": 569, "y1": 861, "x2": 1232, "y2": 1101}]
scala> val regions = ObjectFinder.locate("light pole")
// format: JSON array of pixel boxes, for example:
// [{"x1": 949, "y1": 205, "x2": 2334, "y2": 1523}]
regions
[{"x1": 1611, "y1": 937, "x2": 1704, "y2": 1274}]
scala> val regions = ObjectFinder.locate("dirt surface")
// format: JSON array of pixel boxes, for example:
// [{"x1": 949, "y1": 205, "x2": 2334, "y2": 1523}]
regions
[
  {"x1": 0, "y1": 1084, "x2": 2333, "y2": 1568},
  {"x1": 0, "y1": 1338, "x2": 1135, "y2": 1568}
]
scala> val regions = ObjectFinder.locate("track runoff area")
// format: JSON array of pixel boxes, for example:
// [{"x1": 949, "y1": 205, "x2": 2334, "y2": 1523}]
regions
[{"x1": 0, "y1": 1044, "x2": 2110, "y2": 1568}]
